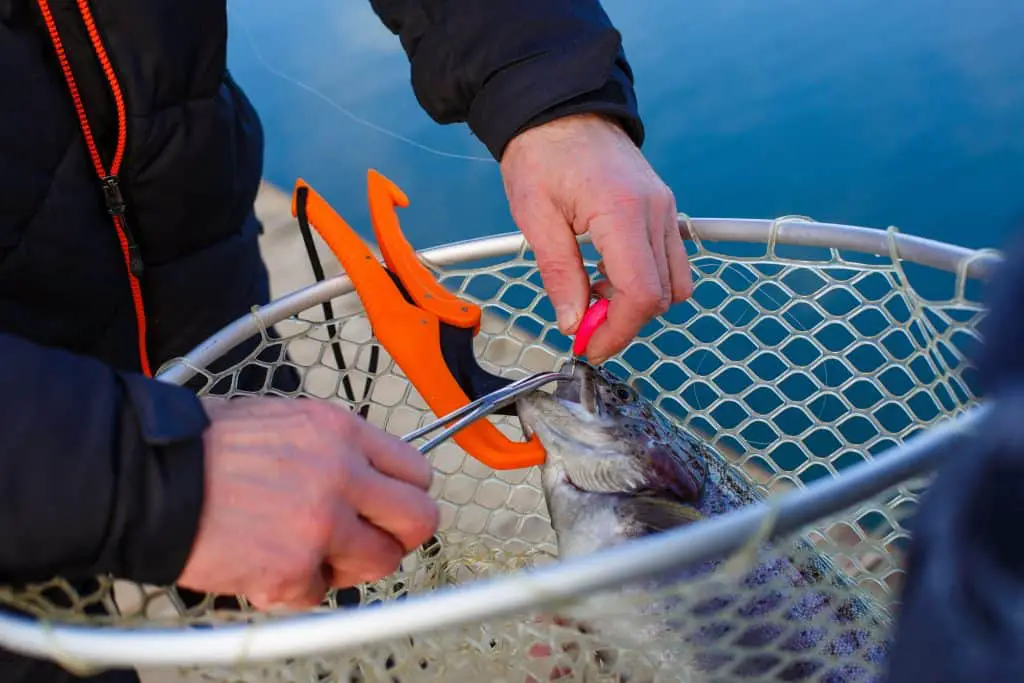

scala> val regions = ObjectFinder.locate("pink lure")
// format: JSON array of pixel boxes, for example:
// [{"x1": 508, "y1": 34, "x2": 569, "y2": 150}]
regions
[{"x1": 572, "y1": 298, "x2": 610, "y2": 357}]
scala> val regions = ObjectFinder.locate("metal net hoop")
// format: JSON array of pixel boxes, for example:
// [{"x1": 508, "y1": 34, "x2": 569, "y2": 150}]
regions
[{"x1": 0, "y1": 217, "x2": 1001, "y2": 682}]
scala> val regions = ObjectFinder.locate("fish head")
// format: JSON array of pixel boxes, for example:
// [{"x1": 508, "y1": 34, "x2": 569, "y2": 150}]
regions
[
  {"x1": 516, "y1": 360, "x2": 708, "y2": 547},
  {"x1": 516, "y1": 360, "x2": 634, "y2": 451}
]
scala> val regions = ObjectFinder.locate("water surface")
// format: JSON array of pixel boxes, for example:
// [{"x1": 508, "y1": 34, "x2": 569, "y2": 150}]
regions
[{"x1": 228, "y1": 0, "x2": 1023, "y2": 253}]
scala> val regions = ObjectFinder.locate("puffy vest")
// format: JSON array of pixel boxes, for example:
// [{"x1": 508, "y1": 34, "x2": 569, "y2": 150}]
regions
[{"x1": 0, "y1": 0, "x2": 269, "y2": 376}]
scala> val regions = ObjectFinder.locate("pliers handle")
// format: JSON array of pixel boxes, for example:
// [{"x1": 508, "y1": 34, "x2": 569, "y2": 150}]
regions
[{"x1": 290, "y1": 170, "x2": 547, "y2": 470}]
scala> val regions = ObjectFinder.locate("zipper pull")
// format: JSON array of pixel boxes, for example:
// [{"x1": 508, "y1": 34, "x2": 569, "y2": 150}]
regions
[{"x1": 101, "y1": 175, "x2": 144, "y2": 278}]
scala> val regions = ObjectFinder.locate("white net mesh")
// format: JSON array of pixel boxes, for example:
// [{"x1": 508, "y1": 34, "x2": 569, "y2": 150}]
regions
[{"x1": 0, "y1": 222, "x2": 992, "y2": 682}]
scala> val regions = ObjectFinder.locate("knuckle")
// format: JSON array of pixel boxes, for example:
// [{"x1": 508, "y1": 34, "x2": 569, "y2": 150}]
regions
[
  {"x1": 599, "y1": 191, "x2": 646, "y2": 222},
  {"x1": 639, "y1": 178, "x2": 676, "y2": 219},
  {"x1": 332, "y1": 456, "x2": 366, "y2": 499},
  {"x1": 292, "y1": 400, "x2": 341, "y2": 447},
  {"x1": 406, "y1": 497, "x2": 441, "y2": 547},
  {"x1": 422, "y1": 499, "x2": 442, "y2": 536},
  {"x1": 642, "y1": 183, "x2": 669, "y2": 209},
  {"x1": 655, "y1": 180, "x2": 676, "y2": 205},
  {"x1": 676, "y1": 276, "x2": 695, "y2": 301},
  {"x1": 381, "y1": 436, "x2": 434, "y2": 490},
  {"x1": 254, "y1": 564, "x2": 315, "y2": 609},
  {"x1": 627, "y1": 277, "x2": 665, "y2": 314},
  {"x1": 417, "y1": 456, "x2": 435, "y2": 490},
  {"x1": 365, "y1": 541, "x2": 405, "y2": 579},
  {"x1": 299, "y1": 398, "x2": 351, "y2": 436},
  {"x1": 534, "y1": 247, "x2": 576, "y2": 274},
  {"x1": 637, "y1": 293, "x2": 668, "y2": 319},
  {"x1": 297, "y1": 500, "x2": 335, "y2": 547},
  {"x1": 320, "y1": 401, "x2": 356, "y2": 436}
]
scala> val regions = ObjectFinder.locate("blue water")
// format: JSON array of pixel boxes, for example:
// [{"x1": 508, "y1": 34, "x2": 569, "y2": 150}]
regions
[{"x1": 228, "y1": 0, "x2": 1023, "y2": 253}]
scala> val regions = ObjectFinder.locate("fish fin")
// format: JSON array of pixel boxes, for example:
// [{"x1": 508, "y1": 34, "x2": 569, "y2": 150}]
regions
[
  {"x1": 621, "y1": 495, "x2": 703, "y2": 535},
  {"x1": 647, "y1": 444, "x2": 707, "y2": 505},
  {"x1": 561, "y1": 449, "x2": 649, "y2": 494}
]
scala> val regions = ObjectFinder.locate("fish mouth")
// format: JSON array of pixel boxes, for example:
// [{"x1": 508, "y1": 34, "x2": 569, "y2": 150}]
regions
[
  {"x1": 515, "y1": 362, "x2": 589, "y2": 442},
  {"x1": 515, "y1": 361, "x2": 612, "y2": 450},
  {"x1": 551, "y1": 360, "x2": 600, "y2": 414},
  {"x1": 516, "y1": 391, "x2": 586, "y2": 446}
]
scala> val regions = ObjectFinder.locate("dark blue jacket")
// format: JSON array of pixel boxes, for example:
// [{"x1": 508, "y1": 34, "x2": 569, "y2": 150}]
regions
[{"x1": 0, "y1": 1, "x2": 642, "y2": 680}]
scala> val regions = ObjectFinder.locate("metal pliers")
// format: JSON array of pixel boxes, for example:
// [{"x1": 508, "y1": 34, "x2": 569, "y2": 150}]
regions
[{"x1": 289, "y1": 170, "x2": 554, "y2": 470}]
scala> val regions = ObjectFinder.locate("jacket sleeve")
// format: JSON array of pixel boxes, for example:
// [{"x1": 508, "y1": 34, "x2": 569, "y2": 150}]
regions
[
  {"x1": 367, "y1": 0, "x2": 645, "y2": 159},
  {"x1": 0, "y1": 332, "x2": 208, "y2": 586}
]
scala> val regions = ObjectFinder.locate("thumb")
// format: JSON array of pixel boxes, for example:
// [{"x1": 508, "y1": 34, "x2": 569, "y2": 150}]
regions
[{"x1": 517, "y1": 202, "x2": 591, "y2": 334}]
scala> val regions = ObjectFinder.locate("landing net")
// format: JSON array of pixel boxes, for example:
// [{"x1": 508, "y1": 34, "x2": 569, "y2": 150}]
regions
[{"x1": 0, "y1": 216, "x2": 999, "y2": 683}]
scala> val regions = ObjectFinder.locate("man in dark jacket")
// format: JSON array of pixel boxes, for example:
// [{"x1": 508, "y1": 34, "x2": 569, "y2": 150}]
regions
[{"x1": 0, "y1": 1, "x2": 690, "y2": 681}]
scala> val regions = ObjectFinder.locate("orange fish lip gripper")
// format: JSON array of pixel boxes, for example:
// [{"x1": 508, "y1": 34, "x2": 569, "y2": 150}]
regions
[{"x1": 290, "y1": 169, "x2": 549, "y2": 470}]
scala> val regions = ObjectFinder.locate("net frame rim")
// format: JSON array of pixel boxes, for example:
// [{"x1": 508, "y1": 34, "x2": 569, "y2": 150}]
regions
[
  {"x1": 0, "y1": 218, "x2": 998, "y2": 669},
  {"x1": 156, "y1": 217, "x2": 1000, "y2": 387},
  {"x1": 0, "y1": 405, "x2": 987, "y2": 669}
]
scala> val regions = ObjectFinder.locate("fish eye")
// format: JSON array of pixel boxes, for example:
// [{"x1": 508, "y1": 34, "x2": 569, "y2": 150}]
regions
[{"x1": 615, "y1": 386, "x2": 634, "y2": 401}]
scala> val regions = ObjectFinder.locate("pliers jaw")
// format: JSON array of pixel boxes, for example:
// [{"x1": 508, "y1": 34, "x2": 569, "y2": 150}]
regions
[{"x1": 291, "y1": 171, "x2": 545, "y2": 468}]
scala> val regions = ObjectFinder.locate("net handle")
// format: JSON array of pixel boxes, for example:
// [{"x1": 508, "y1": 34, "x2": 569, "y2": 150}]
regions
[
  {"x1": 156, "y1": 218, "x2": 1000, "y2": 387},
  {"x1": 0, "y1": 403, "x2": 989, "y2": 669}
]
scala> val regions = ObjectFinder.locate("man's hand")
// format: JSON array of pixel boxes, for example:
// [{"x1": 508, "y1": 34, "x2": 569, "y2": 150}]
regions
[
  {"x1": 176, "y1": 397, "x2": 438, "y2": 610},
  {"x1": 500, "y1": 113, "x2": 692, "y2": 363}
]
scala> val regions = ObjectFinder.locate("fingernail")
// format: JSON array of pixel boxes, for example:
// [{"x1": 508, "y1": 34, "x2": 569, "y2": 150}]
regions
[{"x1": 556, "y1": 305, "x2": 582, "y2": 333}]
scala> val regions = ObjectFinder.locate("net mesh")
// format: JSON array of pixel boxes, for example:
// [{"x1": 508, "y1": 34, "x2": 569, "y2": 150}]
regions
[{"x1": 0, "y1": 222, "x2": 991, "y2": 683}]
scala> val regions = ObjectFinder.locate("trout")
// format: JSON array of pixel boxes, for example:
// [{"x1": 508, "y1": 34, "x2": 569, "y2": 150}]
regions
[{"x1": 516, "y1": 361, "x2": 891, "y2": 682}]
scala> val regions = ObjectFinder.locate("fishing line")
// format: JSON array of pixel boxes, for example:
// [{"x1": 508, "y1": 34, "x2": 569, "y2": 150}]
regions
[
  {"x1": 228, "y1": 2, "x2": 495, "y2": 164},
  {"x1": 687, "y1": 258, "x2": 838, "y2": 449}
]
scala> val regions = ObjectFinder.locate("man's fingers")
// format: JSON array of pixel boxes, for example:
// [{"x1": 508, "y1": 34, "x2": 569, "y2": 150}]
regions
[
  {"x1": 319, "y1": 563, "x2": 364, "y2": 593},
  {"x1": 326, "y1": 512, "x2": 408, "y2": 586},
  {"x1": 344, "y1": 461, "x2": 439, "y2": 553},
  {"x1": 297, "y1": 571, "x2": 329, "y2": 608},
  {"x1": 349, "y1": 416, "x2": 433, "y2": 491},
  {"x1": 517, "y1": 200, "x2": 591, "y2": 334},
  {"x1": 645, "y1": 200, "x2": 672, "y2": 314},
  {"x1": 248, "y1": 569, "x2": 328, "y2": 611},
  {"x1": 585, "y1": 208, "x2": 664, "y2": 362},
  {"x1": 590, "y1": 278, "x2": 615, "y2": 300},
  {"x1": 663, "y1": 198, "x2": 694, "y2": 303}
]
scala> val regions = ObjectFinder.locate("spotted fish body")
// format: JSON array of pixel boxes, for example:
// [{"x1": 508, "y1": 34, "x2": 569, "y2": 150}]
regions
[{"x1": 516, "y1": 361, "x2": 890, "y2": 682}]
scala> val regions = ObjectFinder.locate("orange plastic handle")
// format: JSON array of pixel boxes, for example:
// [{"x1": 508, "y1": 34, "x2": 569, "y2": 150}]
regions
[
  {"x1": 290, "y1": 176, "x2": 547, "y2": 470},
  {"x1": 366, "y1": 169, "x2": 481, "y2": 334}
]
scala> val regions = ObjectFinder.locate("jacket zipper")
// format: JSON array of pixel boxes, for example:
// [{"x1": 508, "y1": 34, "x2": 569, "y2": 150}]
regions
[{"x1": 35, "y1": 0, "x2": 152, "y2": 376}]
